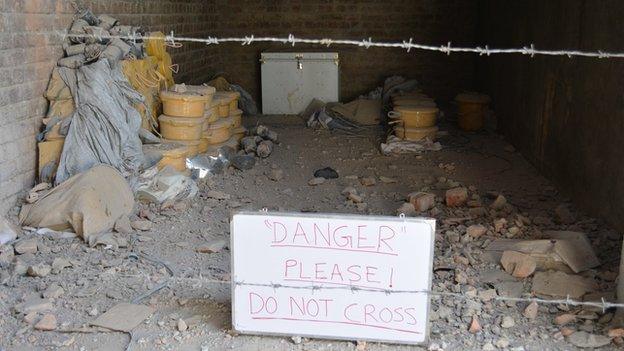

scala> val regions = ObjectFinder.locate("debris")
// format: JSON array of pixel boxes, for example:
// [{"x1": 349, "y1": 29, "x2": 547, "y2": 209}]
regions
[
  {"x1": 231, "y1": 155, "x2": 256, "y2": 170},
  {"x1": 356, "y1": 340, "x2": 367, "y2": 350},
  {"x1": 27, "y1": 263, "x2": 52, "y2": 277},
  {"x1": 501, "y1": 316, "x2": 515, "y2": 328},
  {"x1": 523, "y1": 301, "x2": 538, "y2": 319},
  {"x1": 308, "y1": 177, "x2": 326, "y2": 186},
  {"x1": 478, "y1": 289, "x2": 497, "y2": 302},
  {"x1": 177, "y1": 318, "x2": 188, "y2": 332},
  {"x1": 14, "y1": 239, "x2": 38, "y2": 255},
  {"x1": 267, "y1": 168, "x2": 284, "y2": 181},
  {"x1": 91, "y1": 303, "x2": 155, "y2": 332},
  {"x1": 490, "y1": 194, "x2": 507, "y2": 210},
  {"x1": 360, "y1": 177, "x2": 376, "y2": 186},
  {"x1": 14, "y1": 297, "x2": 54, "y2": 314},
  {"x1": 0, "y1": 216, "x2": 20, "y2": 245},
  {"x1": 291, "y1": 335, "x2": 302, "y2": 344},
  {"x1": 608, "y1": 328, "x2": 624, "y2": 338},
  {"x1": 494, "y1": 218, "x2": 507, "y2": 232},
  {"x1": 51, "y1": 257, "x2": 72, "y2": 274},
  {"x1": 205, "y1": 190, "x2": 231, "y2": 200},
  {"x1": 347, "y1": 193, "x2": 364, "y2": 203},
  {"x1": 466, "y1": 224, "x2": 487, "y2": 238},
  {"x1": 396, "y1": 203, "x2": 416, "y2": 216},
  {"x1": 196, "y1": 239, "x2": 227, "y2": 253},
  {"x1": 500, "y1": 250, "x2": 536, "y2": 278},
  {"x1": 379, "y1": 176, "x2": 397, "y2": 183},
  {"x1": 20, "y1": 165, "x2": 134, "y2": 244},
  {"x1": 555, "y1": 313, "x2": 576, "y2": 325},
  {"x1": 468, "y1": 316, "x2": 481, "y2": 333},
  {"x1": 380, "y1": 135, "x2": 442, "y2": 154},
  {"x1": 314, "y1": 167, "x2": 339, "y2": 179},
  {"x1": 131, "y1": 220, "x2": 153, "y2": 231},
  {"x1": 407, "y1": 192, "x2": 435, "y2": 212},
  {"x1": 256, "y1": 140, "x2": 274, "y2": 158},
  {"x1": 42, "y1": 284, "x2": 65, "y2": 299},
  {"x1": 567, "y1": 331, "x2": 612, "y2": 348},
  {"x1": 445, "y1": 187, "x2": 468, "y2": 207},
  {"x1": 34, "y1": 314, "x2": 57, "y2": 331},
  {"x1": 532, "y1": 271, "x2": 597, "y2": 298},
  {"x1": 136, "y1": 166, "x2": 198, "y2": 204}
]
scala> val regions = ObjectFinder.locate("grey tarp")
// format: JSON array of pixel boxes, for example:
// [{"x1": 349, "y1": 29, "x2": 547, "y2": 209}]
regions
[{"x1": 55, "y1": 59, "x2": 144, "y2": 184}]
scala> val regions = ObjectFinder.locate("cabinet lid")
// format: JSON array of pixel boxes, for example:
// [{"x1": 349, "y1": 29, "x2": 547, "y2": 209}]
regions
[{"x1": 260, "y1": 52, "x2": 339, "y2": 61}]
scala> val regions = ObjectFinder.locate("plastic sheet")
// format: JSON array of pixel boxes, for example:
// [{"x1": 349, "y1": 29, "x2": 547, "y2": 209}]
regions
[{"x1": 185, "y1": 146, "x2": 235, "y2": 178}]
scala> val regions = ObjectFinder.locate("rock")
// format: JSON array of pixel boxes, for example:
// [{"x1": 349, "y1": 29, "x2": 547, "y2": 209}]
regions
[
  {"x1": 491, "y1": 194, "x2": 507, "y2": 210},
  {"x1": 0, "y1": 216, "x2": 19, "y2": 245},
  {"x1": 27, "y1": 263, "x2": 52, "y2": 277},
  {"x1": 231, "y1": 155, "x2": 255, "y2": 170},
  {"x1": 341, "y1": 186, "x2": 357, "y2": 196},
  {"x1": 494, "y1": 218, "x2": 508, "y2": 232},
  {"x1": 51, "y1": 257, "x2": 72, "y2": 274},
  {"x1": 469, "y1": 316, "x2": 481, "y2": 333},
  {"x1": 495, "y1": 338, "x2": 509, "y2": 349},
  {"x1": 360, "y1": 177, "x2": 376, "y2": 186},
  {"x1": 523, "y1": 301, "x2": 538, "y2": 319},
  {"x1": 291, "y1": 335, "x2": 302, "y2": 344},
  {"x1": 24, "y1": 312, "x2": 38, "y2": 324},
  {"x1": 196, "y1": 239, "x2": 227, "y2": 253},
  {"x1": 173, "y1": 201, "x2": 188, "y2": 211},
  {"x1": 114, "y1": 216, "x2": 133, "y2": 234},
  {"x1": 356, "y1": 340, "x2": 367, "y2": 350},
  {"x1": 308, "y1": 177, "x2": 326, "y2": 186},
  {"x1": 608, "y1": 328, "x2": 624, "y2": 338},
  {"x1": 407, "y1": 192, "x2": 435, "y2": 212},
  {"x1": 533, "y1": 271, "x2": 597, "y2": 299},
  {"x1": 500, "y1": 251, "x2": 536, "y2": 278},
  {"x1": 313, "y1": 167, "x2": 339, "y2": 179},
  {"x1": 177, "y1": 318, "x2": 188, "y2": 332},
  {"x1": 267, "y1": 168, "x2": 284, "y2": 181},
  {"x1": 445, "y1": 187, "x2": 468, "y2": 207},
  {"x1": 14, "y1": 239, "x2": 38, "y2": 255},
  {"x1": 14, "y1": 297, "x2": 54, "y2": 314},
  {"x1": 561, "y1": 327, "x2": 575, "y2": 337},
  {"x1": 396, "y1": 203, "x2": 416, "y2": 216},
  {"x1": 34, "y1": 313, "x2": 57, "y2": 331},
  {"x1": 478, "y1": 289, "x2": 497, "y2": 302},
  {"x1": 501, "y1": 316, "x2": 515, "y2": 328},
  {"x1": 42, "y1": 284, "x2": 64, "y2": 299},
  {"x1": 567, "y1": 331, "x2": 611, "y2": 348},
  {"x1": 347, "y1": 193, "x2": 364, "y2": 203},
  {"x1": 466, "y1": 224, "x2": 487, "y2": 238},
  {"x1": 554, "y1": 204, "x2": 575, "y2": 224},
  {"x1": 482, "y1": 343, "x2": 495, "y2": 351},
  {"x1": 555, "y1": 313, "x2": 576, "y2": 325},
  {"x1": 88, "y1": 306, "x2": 98, "y2": 316},
  {"x1": 0, "y1": 244, "x2": 15, "y2": 265},
  {"x1": 256, "y1": 140, "x2": 274, "y2": 158},
  {"x1": 206, "y1": 190, "x2": 231, "y2": 200},
  {"x1": 379, "y1": 176, "x2": 397, "y2": 184},
  {"x1": 130, "y1": 220, "x2": 153, "y2": 231},
  {"x1": 91, "y1": 303, "x2": 155, "y2": 332}
]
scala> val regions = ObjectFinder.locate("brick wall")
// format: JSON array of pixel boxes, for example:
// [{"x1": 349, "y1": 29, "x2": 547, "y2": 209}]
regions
[
  {"x1": 211, "y1": 0, "x2": 478, "y2": 104},
  {"x1": 0, "y1": 0, "x2": 219, "y2": 215}
]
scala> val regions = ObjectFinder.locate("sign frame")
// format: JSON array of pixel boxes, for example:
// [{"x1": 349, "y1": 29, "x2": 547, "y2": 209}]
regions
[{"x1": 230, "y1": 210, "x2": 436, "y2": 345}]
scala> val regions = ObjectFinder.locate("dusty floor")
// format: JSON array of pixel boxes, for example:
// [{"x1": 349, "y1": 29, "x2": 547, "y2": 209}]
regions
[{"x1": 0, "y1": 115, "x2": 622, "y2": 350}]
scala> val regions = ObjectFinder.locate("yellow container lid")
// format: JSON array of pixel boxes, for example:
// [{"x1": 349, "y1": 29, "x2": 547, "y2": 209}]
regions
[
  {"x1": 205, "y1": 118, "x2": 231, "y2": 130},
  {"x1": 160, "y1": 90, "x2": 208, "y2": 103},
  {"x1": 213, "y1": 92, "x2": 236, "y2": 104},
  {"x1": 158, "y1": 114, "x2": 205, "y2": 126},
  {"x1": 394, "y1": 106, "x2": 439, "y2": 114}
]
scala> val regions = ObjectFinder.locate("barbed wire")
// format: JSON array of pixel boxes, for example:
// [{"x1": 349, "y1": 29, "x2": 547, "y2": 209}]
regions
[
  {"x1": 56, "y1": 31, "x2": 624, "y2": 59},
  {"x1": 119, "y1": 273, "x2": 624, "y2": 312}
]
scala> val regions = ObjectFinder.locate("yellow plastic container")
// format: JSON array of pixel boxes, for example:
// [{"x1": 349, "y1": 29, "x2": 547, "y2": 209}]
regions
[
  {"x1": 198, "y1": 137, "x2": 210, "y2": 153},
  {"x1": 213, "y1": 92, "x2": 232, "y2": 118},
  {"x1": 455, "y1": 93, "x2": 490, "y2": 131},
  {"x1": 205, "y1": 106, "x2": 218, "y2": 124},
  {"x1": 158, "y1": 114, "x2": 205, "y2": 141},
  {"x1": 38, "y1": 139, "x2": 65, "y2": 176},
  {"x1": 224, "y1": 91, "x2": 240, "y2": 110},
  {"x1": 156, "y1": 145, "x2": 188, "y2": 172},
  {"x1": 186, "y1": 85, "x2": 216, "y2": 105},
  {"x1": 394, "y1": 126, "x2": 438, "y2": 141},
  {"x1": 160, "y1": 90, "x2": 207, "y2": 118},
  {"x1": 388, "y1": 106, "x2": 438, "y2": 128},
  {"x1": 203, "y1": 119, "x2": 232, "y2": 145},
  {"x1": 232, "y1": 126, "x2": 246, "y2": 142},
  {"x1": 393, "y1": 96, "x2": 436, "y2": 107},
  {"x1": 161, "y1": 138, "x2": 200, "y2": 158},
  {"x1": 229, "y1": 109, "x2": 243, "y2": 128}
]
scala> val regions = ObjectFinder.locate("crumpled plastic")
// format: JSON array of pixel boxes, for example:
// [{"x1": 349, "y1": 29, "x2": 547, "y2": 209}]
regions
[
  {"x1": 19, "y1": 165, "x2": 134, "y2": 244},
  {"x1": 55, "y1": 59, "x2": 145, "y2": 185},
  {"x1": 380, "y1": 135, "x2": 442, "y2": 155},
  {"x1": 185, "y1": 146, "x2": 235, "y2": 178},
  {"x1": 136, "y1": 166, "x2": 198, "y2": 203}
]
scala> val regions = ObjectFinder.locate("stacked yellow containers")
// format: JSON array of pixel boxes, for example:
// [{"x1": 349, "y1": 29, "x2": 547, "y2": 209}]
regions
[
  {"x1": 158, "y1": 86, "x2": 214, "y2": 165},
  {"x1": 455, "y1": 93, "x2": 490, "y2": 131},
  {"x1": 389, "y1": 93, "x2": 439, "y2": 141},
  {"x1": 202, "y1": 91, "x2": 243, "y2": 152}
]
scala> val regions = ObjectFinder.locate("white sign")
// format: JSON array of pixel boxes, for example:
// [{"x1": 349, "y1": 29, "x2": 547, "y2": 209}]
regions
[{"x1": 230, "y1": 211, "x2": 435, "y2": 345}]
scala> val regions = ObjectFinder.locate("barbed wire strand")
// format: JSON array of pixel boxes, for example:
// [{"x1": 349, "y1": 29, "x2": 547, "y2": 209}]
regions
[
  {"x1": 58, "y1": 32, "x2": 624, "y2": 59},
  {"x1": 118, "y1": 273, "x2": 624, "y2": 312}
]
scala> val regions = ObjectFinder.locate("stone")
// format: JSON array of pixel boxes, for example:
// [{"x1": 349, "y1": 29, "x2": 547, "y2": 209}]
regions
[
  {"x1": 206, "y1": 190, "x2": 231, "y2": 200},
  {"x1": 532, "y1": 271, "x2": 597, "y2": 299},
  {"x1": 445, "y1": 187, "x2": 468, "y2": 207},
  {"x1": 51, "y1": 257, "x2": 72, "y2": 274},
  {"x1": 561, "y1": 327, "x2": 575, "y2": 337},
  {"x1": 196, "y1": 239, "x2": 227, "y2": 253},
  {"x1": 469, "y1": 316, "x2": 481, "y2": 333},
  {"x1": 466, "y1": 224, "x2": 487, "y2": 238},
  {"x1": 554, "y1": 204, "x2": 575, "y2": 224},
  {"x1": 131, "y1": 220, "x2": 153, "y2": 231},
  {"x1": 42, "y1": 284, "x2": 64, "y2": 299},
  {"x1": 500, "y1": 250, "x2": 536, "y2": 278},
  {"x1": 494, "y1": 218, "x2": 507, "y2": 232},
  {"x1": 494, "y1": 338, "x2": 509, "y2": 348},
  {"x1": 360, "y1": 177, "x2": 376, "y2": 186},
  {"x1": 501, "y1": 316, "x2": 515, "y2": 328},
  {"x1": 356, "y1": 340, "x2": 367, "y2": 350},
  {"x1": 14, "y1": 297, "x2": 54, "y2": 314},
  {"x1": 341, "y1": 186, "x2": 357, "y2": 196},
  {"x1": 267, "y1": 168, "x2": 284, "y2": 181},
  {"x1": 555, "y1": 313, "x2": 576, "y2": 325},
  {"x1": 177, "y1": 318, "x2": 188, "y2": 332},
  {"x1": 608, "y1": 328, "x2": 624, "y2": 338},
  {"x1": 27, "y1": 263, "x2": 51, "y2": 277},
  {"x1": 24, "y1": 312, "x2": 38, "y2": 324},
  {"x1": 478, "y1": 289, "x2": 497, "y2": 302},
  {"x1": 567, "y1": 331, "x2": 612, "y2": 348},
  {"x1": 313, "y1": 167, "x2": 339, "y2": 179},
  {"x1": 347, "y1": 193, "x2": 363, "y2": 203},
  {"x1": 396, "y1": 203, "x2": 416, "y2": 216},
  {"x1": 491, "y1": 194, "x2": 507, "y2": 210},
  {"x1": 308, "y1": 177, "x2": 326, "y2": 186},
  {"x1": 291, "y1": 335, "x2": 302, "y2": 344},
  {"x1": 379, "y1": 176, "x2": 397, "y2": 184},
  {"x1": 0, "y1": 216, "x2": 19, "y2": 245},
  {"x1": 523, "y1": 301, "x2": 538, "y2": 319},
  {"x1": 114, "y1": 216, "x2": 133, "y2": 234},
  {"x1": 173, "y1": 201, "x2": 188, "y2": 212},
  {"x1": 14, "y1": 239, "x2": 38, "y2": 255},
  {"x1": 91, "y1": 303, "x2": 155, "y2": 332},
  {"x1": 34, "y1": 314, "x2": 57, "y2": 331},
  {"x1": 408, "y1": 192, "x2": 435, "y2": 212}
]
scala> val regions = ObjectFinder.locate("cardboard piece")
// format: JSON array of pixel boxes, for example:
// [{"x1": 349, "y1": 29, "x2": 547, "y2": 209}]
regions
[{"x1": 91, "y1": 303, "x2": 155, "y2": 332}]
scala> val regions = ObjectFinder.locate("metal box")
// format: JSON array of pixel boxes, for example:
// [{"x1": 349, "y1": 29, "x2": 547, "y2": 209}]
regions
[{"x1": 260, "y1": 52, "x2": 339, "y2": 114}]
